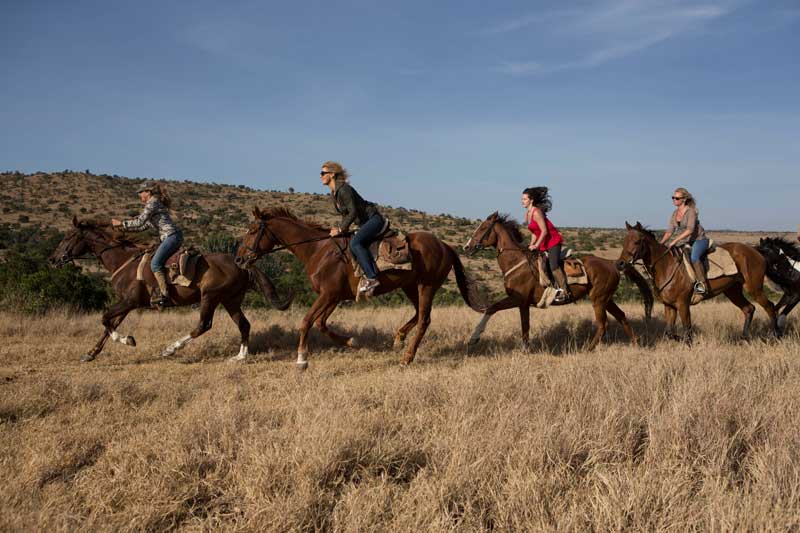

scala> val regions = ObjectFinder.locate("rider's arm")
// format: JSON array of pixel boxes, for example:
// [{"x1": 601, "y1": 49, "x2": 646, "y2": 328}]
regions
[
  {"x1": 121, "y1": 199, "x2": 155, "y2": 232},
  {"x1": 668, "y1": 208, "x2": 696, "y2": 247},
  {"x1": 660, "y1": 211, "x2": 676, "y2": 245}
]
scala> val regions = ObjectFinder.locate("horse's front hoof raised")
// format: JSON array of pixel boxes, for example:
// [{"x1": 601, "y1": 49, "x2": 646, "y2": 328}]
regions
[{"x1": 80, "y1": 353, "x2": 96, "y2": 363}]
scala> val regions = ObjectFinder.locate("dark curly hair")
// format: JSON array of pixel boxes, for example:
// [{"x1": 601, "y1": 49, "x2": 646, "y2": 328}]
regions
[{"x1": 522, "y1": 187, "x2": 552, "y2": 213}]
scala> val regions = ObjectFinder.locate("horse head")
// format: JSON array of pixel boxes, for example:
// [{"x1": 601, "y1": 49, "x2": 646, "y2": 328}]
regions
[
  {"x1": 617, "y1": 221, "x2": 650, "y2": 271},
  {"x1": 235, "y1": 207, "x2": 278, "y2": 268},
  {"x1": 463, "y1": 212, "x2": 500, "y2": 255}
]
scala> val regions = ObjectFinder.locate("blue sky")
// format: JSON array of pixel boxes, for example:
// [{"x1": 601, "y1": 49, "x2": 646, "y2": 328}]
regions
[{"x1": 1, "y1": 0, "x2": 798, "y2": 230}]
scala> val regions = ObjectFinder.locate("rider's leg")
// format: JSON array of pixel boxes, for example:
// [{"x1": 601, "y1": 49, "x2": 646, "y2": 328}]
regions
[
  {"x1": 150, "y1": 231, "x2": 183, "y2": 306},
  {"x1": 690, "y1": 238, "x2": 709, "y2": 295},
  {"x1": 349, "y1": 214, "x2": 384, "y2": 292},
  {"x1": 549, "y1": 243, "x2": 571, "y2": 302}
]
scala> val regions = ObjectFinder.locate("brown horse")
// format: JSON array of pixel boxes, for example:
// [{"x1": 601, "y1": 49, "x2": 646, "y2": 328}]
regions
[
  {"x1": 617, "y1": 221, "x2": 779, "y2": 342},
  {"x1": 49, "y1": 217, "x2": 292, "y2": 362},
  {"x1": 235, "y1": 207, "x2": 487, "y2": 368},
  {"x1": 463, "y1": 212, "x2": 653, "y2": 351}
]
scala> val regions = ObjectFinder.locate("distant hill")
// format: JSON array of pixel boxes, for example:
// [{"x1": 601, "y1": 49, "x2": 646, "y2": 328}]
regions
[{"x1": 2, "y1": 170, "x2": 786, "y2": 296}]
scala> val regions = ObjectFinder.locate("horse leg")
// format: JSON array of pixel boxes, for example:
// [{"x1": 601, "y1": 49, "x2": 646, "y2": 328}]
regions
[
  {"x1": 777, "y1": 293, "x2": 800, "y2": 333},
  {"x1": 402, "y1": 285, "x2": 437, "y2": 365},
  {"x1": 587, "y1": 298, "x2": 610, "y2": 350},
  {"x1": 81, "y1": 300, "x2": 137, "y2": 362},
  {"x1": 723, "y1": 285, "x2": 756, "y2": 340},
  {"x1": 467, "y1": 295, "x2": 520, "y2": 352},
  {"x1": 161, "y1": 295, "x2": 217, "y2": 357},
  {"x1": 677, "y1": 301, "x2": 693, "y2": 345},
  {"x1": 315, "y1": 300, "x2": 353, "y2": 348},
  {"x1": 664, "y1": 304, "x2": 679, "y2": 341},
  {"x1": 296, "y1": 295, "x2": 332, "y2": 370},
  {"x1": 393, "y1": 286, "x2": 420, "y2": 350},
  {"x1": 744, "y1": 284, "x2": 779, "y2": 337},
  {"x1": 606, "y1": 299, "x2": 637, "y2": 345},
  {"x1": 223, "y1": 299, "x2": 251, "y2": 362},
  {"x1": 519, "y1": 304, "x2": 530, "y2": 349}
]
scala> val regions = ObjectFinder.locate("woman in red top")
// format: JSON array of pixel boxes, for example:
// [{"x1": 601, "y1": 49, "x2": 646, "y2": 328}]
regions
[{"x1": 522, "y1": 186, "x2": 570, "y2": 302}]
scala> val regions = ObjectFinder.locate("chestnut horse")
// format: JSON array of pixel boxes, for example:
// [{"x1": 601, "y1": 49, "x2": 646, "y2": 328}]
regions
[
  {"x1": 463, "y1": 213, "x2": 653, "y2": 350},
  {"x1": 235, "y1": 207, "x2": 487, "y2": 368},
  {"x1": 49, "y1": 217, "x2": 292, "y2": 362},
  {"x1": 617, "y1": 222, "x2": 778, "y2": 342}
]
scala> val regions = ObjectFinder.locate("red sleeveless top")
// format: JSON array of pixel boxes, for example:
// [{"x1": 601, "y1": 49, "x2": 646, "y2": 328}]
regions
[{"x1": 527, "y1": 209, "x2": 563, "y2": 251}]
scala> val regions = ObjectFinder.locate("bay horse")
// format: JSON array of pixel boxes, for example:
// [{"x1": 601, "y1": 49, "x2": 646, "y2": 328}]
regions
[
  {"x1": 234, "y1": 207, "x2": 487, "y2": 368},
  {"x1": 756, "y1": 236, "x2": 800, "y2": 332},
  {"x1": 617, "y1": 222, "x2": 779, "y2": 342},
  {"x1": 49, "y1": 217, "x2": 292, "y2": 362},
  {"x1": 463, "y1": 212, "x2": 653, "y2": 351}
]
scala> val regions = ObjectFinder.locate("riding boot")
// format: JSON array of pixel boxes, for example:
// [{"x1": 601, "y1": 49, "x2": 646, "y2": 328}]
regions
[
  {"x1": 152, "y1": 270, "x2": 172, "y2": 308},
  {"x1": 691, "y1": 261, "x2": 708, "y2": 297},
  {"x1": 553, "y1": 268, "x2": 572, "y2": 303}
]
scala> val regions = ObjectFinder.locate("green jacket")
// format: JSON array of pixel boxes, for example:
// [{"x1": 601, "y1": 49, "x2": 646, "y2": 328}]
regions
[{"x1": 331, "y1": 182, "x2": 379, "y2": 232}]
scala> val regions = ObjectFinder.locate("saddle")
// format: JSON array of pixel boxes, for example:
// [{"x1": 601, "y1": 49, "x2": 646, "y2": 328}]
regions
[
  {"x1": 137, "y1": 246, "x2": 202, "y2": 287},
  {"x1": 678, "y1": 240, "x2": 737, "y2": 282},
  {"x1": 535, "y1": 250, "x2": 589, "y2": 309},
  {"x1": 350, "y1": 218, "x2": 413, "y2": 279}
]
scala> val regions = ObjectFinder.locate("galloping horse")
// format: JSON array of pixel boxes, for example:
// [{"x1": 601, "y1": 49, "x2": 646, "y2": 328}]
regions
[
  {"x1": 49, "y1": 217, "x2": 292, "y2": 362},
  {"x1": 756, "y1": 236, "x2": 800, "y2": 332},
  {"x1": 617, "y1": 222, "x2": 778, "y2": 342},
  {"x1": 463, "y1": 213, "x2": 653, "y2": 350},
  {"x1": 235, "y1": 207, "x2": 487, "y2": 368}
]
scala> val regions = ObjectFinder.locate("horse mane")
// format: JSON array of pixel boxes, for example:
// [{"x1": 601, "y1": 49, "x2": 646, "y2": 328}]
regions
[
  {"x1": 262, "y1": 207, "x2": 329, "y2": 233},
  {"x1": 78, "y1": 220, "x2": 150, "y2": 248},
  {"x1": 632, "y1": 224, "x2": 658, "y2": 241},
  {"x1": 495, "y1": 213, "x2": 525, "y2": 246},
  {"x1": 761, "y1": 236, "x2": 800, "y2": 261}
]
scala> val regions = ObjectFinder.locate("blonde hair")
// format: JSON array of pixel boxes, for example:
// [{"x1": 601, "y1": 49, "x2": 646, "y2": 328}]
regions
[
  {"x1": 675, "y1": 187, "x2": 696, "y2": 208},
  {"x1": 322, "y1": 161, "x2": 350, "y2": 182}
]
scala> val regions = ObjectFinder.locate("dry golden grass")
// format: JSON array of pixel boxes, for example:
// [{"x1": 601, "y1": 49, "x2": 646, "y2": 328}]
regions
[{"x1": 2, "y1": 301, "x2": 799, "y2": 531}]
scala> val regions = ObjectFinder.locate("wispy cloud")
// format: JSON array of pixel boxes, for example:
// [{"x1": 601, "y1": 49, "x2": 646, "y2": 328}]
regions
[{"x1": 493, "y1": 0, "x2": 736, "y2": 75}]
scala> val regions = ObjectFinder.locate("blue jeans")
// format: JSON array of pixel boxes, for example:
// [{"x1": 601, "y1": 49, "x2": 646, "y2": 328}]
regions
[
  {"x1": 151, "y1": 231, "x2": 183, "y2": 273},
  {"x1": 690, "y1": 238, "x2": 709, "y2": 263},
  {"x1": 350, "y1": 215, "x2": 384, "y2": 279}
]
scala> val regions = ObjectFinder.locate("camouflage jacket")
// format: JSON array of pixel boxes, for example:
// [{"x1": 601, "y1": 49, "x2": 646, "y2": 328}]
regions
[{"x1": 122, "y1": 197, "x2": 180, "y2": 241}]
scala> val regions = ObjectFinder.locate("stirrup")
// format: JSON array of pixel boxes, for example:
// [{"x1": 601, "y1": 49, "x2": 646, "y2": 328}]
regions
[
  {"x1": 693, "y1": 282, "x2": 707, "y2": 295},
  {"x1": 359, "y1": 278, "x2": 380, "y2": 294},
  {"x1": 553, "y1": 288, "x2": 568, "y2": 303}
]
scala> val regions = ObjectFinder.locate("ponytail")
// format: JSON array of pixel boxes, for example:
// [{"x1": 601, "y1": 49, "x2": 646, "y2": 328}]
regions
[{"x1": 153, "y1": 184, "x2": 172, "y2": 209}]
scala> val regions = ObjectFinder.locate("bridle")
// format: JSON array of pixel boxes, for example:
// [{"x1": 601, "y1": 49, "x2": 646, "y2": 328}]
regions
[
  {"x1": 239, "y1": 218, "x2": 349, "y2": 263},
  {"x1": 55, "y1": 228, "x2": 127, "y2": 266},
  {"x1": 620, "y1": 230, "x2": 681, "y2": 292}
]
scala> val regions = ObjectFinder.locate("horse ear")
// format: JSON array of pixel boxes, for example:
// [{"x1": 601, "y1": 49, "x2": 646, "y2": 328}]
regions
[
  {"x1": 72, "y1": 215, "x2": 79, "y2": 227},
  {"x1": 253, "y1": 206, "x2": 262, "y2": 219},
  {"x1": 635, "y1": 221, "x2": 643, "y2": 229},
  {"x1": 625, "y1": 221, "x2": 632, "y2": 230},
  {"x1": 489, "y1": 211, "x2": 499, "y2": 220}
]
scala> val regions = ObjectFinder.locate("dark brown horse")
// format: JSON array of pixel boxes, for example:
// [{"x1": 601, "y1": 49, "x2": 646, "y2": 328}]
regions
[
  {"x1": 617, "y1": 222, "x2": 778, "y2": 342},
  {"x1": 49, "y1": 217, "x2": 291, "y2": 362},
  {"x1": 235, "y1": 207, "x2": 487, "y2": 368},
  {"x1": 463, "y1": 213, "x2": 653, "y2": 350}
]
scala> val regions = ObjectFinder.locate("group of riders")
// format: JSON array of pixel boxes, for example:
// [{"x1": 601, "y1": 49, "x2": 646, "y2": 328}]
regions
[{"x1": 114, "y1": 161, "x2": 761, "y2": 309}]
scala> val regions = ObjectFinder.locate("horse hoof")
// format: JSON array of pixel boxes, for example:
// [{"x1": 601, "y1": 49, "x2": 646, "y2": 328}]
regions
[
  {"x1": 228, "y1": 354, "x2": 246, "y2": 363},
  {"x1": 777, "y1": 315, "x2": 787, "y2": 332},
  {"x1": 80, "y1": 354, "x2": 96, "y2": 363},
  {"x1": 296, "y1": 361, "x2": 309, "y2": 371},
  {"x1": 161, "y1": 348, "x2": 175, "y2": 358},
  {"x1": 125, "y1": 336, "x2": 137, "y2": 347},
  {"x1": 345, "y1": 338, "x2": 356, "y2": 348}
]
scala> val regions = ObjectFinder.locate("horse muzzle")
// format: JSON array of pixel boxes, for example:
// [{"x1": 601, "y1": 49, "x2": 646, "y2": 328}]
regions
[{"x1": 615, "y1": 259, "x2": 629, "y2": 272}]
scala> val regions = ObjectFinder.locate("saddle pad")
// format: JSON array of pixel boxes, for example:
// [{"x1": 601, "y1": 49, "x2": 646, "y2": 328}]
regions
[
  {"x1": 564, "y1": 258, "x2": 589, "y2": 285},
  {"x1": 137, "y1": 251, "x2": 201, "y2": 287},
  {"x1": 682, "y1": 246, "x2": 738, "y2": 282}
]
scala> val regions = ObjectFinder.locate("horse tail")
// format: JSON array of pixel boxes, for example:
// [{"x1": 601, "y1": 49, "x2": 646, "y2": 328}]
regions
[
  {"x1": 447, "y1": 245, "x2": 488, "y2": 312},
  {"x1": 248, "y1": 266, "x2": 294, "y2": 310},
  {"x1": 622, "y1": 265, "x2": 653, "y2": 320}
]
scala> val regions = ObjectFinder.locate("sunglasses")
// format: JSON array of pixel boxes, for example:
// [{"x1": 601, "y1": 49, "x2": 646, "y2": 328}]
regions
[
  {"x1": 320, "y1": 171, "x2": 334, "y2": 176},
  {"x1": 672, "y1": 196, "x2": 685, "y2": 200}
]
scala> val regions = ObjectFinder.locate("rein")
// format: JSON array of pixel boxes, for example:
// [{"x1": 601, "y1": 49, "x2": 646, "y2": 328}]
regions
[
  {"x1": 624, "y1": 236, "x2": 681, "y2": 293},
  {"x1": 247, "y1": 219, "x2": 350, "y2": 256}
]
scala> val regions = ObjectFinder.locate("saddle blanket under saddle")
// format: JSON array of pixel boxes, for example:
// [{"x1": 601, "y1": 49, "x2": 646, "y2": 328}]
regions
[
  {"x1": 137, "y1": 247, "x2": 202, "y2": 287},
  {"x1": 536, "y1": 253, "x2": 590, "y2": 309},
  {"x1": 350, "y1": 220, "x2": 413, "y2": 279},
  {"x1": 680, "y1": 242, "x2": 738, "y2": 282}
]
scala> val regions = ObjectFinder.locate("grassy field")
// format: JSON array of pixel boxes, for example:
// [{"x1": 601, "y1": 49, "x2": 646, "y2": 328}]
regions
[{"x1": 2, "y1": 301, "x2": 799, "y2": 531}]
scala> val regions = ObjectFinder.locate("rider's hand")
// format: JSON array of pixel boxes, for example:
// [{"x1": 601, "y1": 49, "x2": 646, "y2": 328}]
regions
[
  {"x1": 528, "y1": 243, "x2": 537, "y2": 251},
  {"x1": 111, "y1": 218, "x2": 122, "y2": 228},
  {"x1": 330, "y1": 227, "x2": 341, "y2": 237}
]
